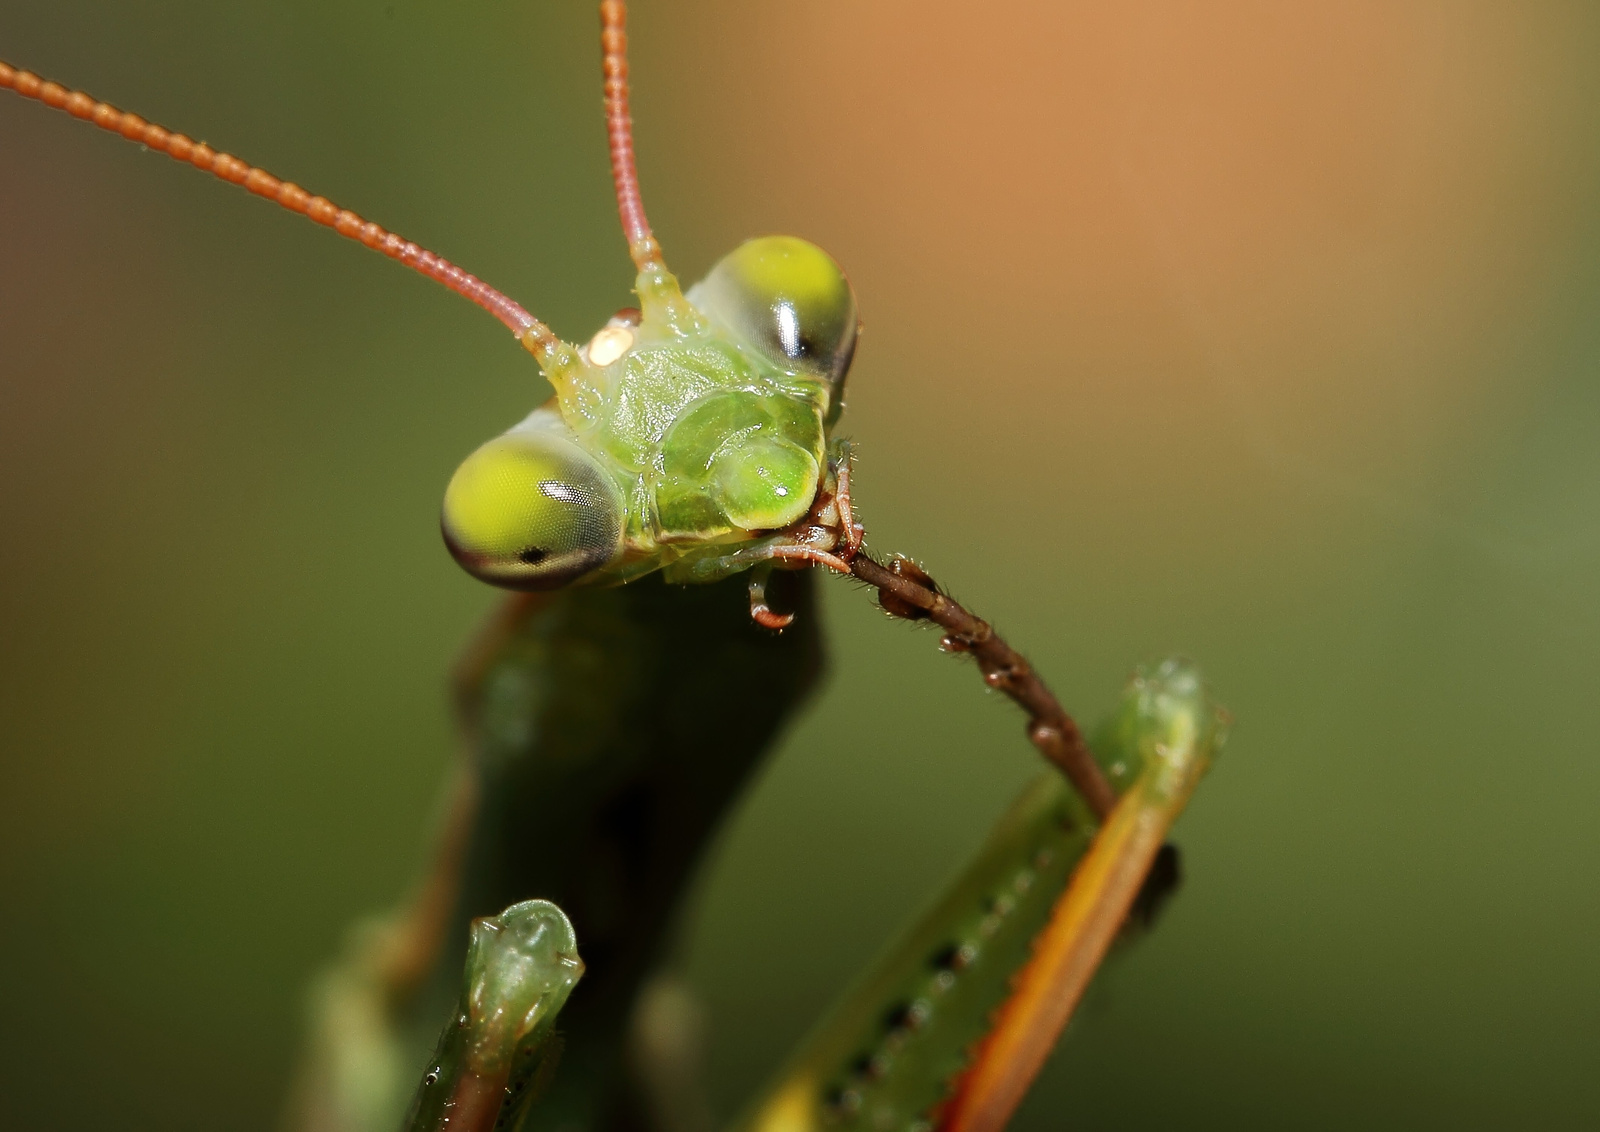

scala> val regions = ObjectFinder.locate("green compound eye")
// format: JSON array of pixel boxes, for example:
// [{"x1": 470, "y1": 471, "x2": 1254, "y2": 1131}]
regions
[
  {"x1": 441, "y1": 420, "x2": 624, "y2": 590},
  {"x1": 690, "y1": 236, "x2": 860, "y2": 398}
]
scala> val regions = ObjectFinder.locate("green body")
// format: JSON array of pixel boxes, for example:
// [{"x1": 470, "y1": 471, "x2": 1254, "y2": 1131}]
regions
[
  {"x1": 331, "y1": 89, "x2": 1220, "y2": 1132},
  {"x1": 328, "y1": 574, "x2": 824, "y2": 1132}
]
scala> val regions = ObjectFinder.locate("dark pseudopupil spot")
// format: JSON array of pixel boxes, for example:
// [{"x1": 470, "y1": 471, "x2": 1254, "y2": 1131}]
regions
[{"x1": 518, "y1": 546, "x2": 548, "y2": 565}]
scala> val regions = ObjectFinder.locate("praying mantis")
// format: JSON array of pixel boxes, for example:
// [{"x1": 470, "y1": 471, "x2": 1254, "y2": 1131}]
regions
[{"x1": 1, "y1": 3, "x2": 1226, "y2": 1130}]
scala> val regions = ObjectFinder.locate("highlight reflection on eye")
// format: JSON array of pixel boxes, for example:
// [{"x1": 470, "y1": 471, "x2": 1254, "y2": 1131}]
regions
[
  {"x1": 539, "y1": 480, "x2": 586, "y2": 505},
  {"x1": 775, "y1": 301, "x2": 802, "y2": 358},
  {"x1": 689, "y1": 236, "x2": 859, "y2": 398}
]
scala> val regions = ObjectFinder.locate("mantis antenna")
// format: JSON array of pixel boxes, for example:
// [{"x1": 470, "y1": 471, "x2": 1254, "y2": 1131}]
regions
[
  {"x1": 600, "y1": 0, "x2": 664, "y2": 272},
  {"x1": 0, "y1": 59, "x2": 565, "y2": 359}
]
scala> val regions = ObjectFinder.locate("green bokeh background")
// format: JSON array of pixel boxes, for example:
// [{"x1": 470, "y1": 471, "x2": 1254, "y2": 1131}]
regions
[{"x1": 2, "y1": 2, "x2": 1598, "y2": 1128}]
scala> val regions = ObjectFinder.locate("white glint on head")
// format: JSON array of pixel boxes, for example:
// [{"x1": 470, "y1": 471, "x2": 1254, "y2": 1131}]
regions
[
  {"x1": 586, "y1": 325, "x2": 635, "y2": 367},
  {"x1": 775, "y1": 302, "x2": 801, "y2": 358}
]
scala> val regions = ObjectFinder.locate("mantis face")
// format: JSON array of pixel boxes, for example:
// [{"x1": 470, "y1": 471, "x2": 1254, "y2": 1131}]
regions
[{"x1": 441, "y1": 236, "x2": 860, "y2": 590}]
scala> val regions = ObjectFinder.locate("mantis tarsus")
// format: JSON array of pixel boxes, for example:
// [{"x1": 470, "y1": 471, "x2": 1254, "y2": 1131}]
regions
[{"x1": 2, "y1": 4, "x2": 1226, "y2": 1130}]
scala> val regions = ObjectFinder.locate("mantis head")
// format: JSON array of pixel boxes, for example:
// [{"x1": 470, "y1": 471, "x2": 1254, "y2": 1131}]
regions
[
  {"x1": 439, "y1": 236, "x2": 859, "y2": 590},
  {"x1": 439, "y1": 5, "x2": 861, "y2": 592}
]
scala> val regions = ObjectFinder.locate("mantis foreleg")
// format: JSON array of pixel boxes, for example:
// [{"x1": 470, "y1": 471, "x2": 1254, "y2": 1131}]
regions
[
  {"x1": 402, "y1": 900, "x2": 584, "y2": 1132},
  {"x1": 735, "y1": 658, "x2": 1225, "y2": 1132}
]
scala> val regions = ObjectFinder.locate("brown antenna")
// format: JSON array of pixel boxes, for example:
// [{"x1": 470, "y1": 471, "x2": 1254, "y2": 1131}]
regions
[
  {"x1": 600, "y1": 1, "x2": 664, "y2": 272},
  {"x1": 0, "y1": 60, "x2": 563, "y2": 358}
]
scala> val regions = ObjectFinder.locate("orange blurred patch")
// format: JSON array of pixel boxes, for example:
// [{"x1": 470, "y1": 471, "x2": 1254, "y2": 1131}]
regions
[{"x1": 647, "y1": 0, "x2": 1597, "y2": 562}]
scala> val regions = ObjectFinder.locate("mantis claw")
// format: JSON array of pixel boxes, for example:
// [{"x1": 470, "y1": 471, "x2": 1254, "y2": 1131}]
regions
[
  {"x1": 767, "y1": 544, "x2": 855, "y2": 576},
  {"x1": 833, "y1": 445, "x2": 864, "y2": 559},
  {"x1": 749, "y1": 566, "x2": 796, "y2": 630}
]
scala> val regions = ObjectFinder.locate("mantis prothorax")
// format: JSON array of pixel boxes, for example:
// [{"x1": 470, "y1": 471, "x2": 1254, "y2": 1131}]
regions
[{"x1": 2, "y1": 4, "x2": 1225, "y2": 1130}]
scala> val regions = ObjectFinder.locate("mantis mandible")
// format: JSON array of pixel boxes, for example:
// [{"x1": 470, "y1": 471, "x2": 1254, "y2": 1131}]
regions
[{"x1": 1, "y1": 4, "x2": 1226, "y2": 1130}]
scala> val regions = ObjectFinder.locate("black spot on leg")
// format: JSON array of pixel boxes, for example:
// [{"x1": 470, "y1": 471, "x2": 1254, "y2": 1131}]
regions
[
  {"x1": 932, "y1": 942, "x2": 977, "y2": 972},
  {"x1": 884, "y1": 999, "x2": 929, "y2": 1034}
]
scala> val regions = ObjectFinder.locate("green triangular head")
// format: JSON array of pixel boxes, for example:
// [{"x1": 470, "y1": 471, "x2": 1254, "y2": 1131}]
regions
[{"x1": 441, "y1": 236, "x2": 860, "y2": 591}]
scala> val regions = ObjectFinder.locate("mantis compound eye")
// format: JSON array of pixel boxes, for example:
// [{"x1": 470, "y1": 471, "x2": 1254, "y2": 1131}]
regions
[
  {"x1": 441, "y1": 421, "x2": 624, "y2": 590},
  {"x1": 689, "y1": 236, "x2": 860, "y2": 416}
]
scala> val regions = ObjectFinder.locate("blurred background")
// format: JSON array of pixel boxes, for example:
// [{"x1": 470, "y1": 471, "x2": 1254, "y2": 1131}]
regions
[{"x1": 3, "y1": 1, "x2": 1598, "y2": 1127}]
